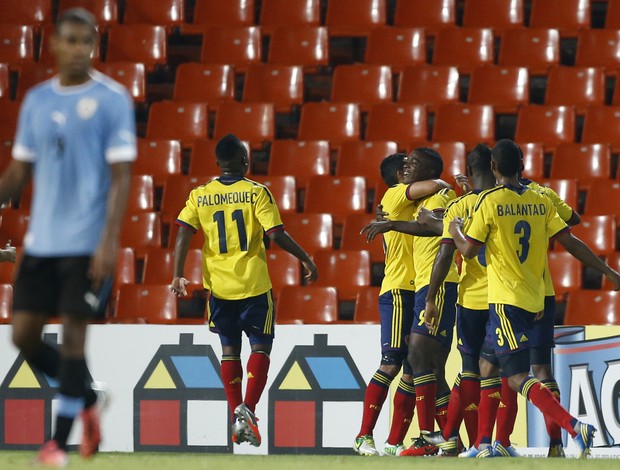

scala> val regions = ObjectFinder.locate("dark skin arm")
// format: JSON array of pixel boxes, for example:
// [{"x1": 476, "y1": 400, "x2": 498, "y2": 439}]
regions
[
  {"x1": 170, "y1": 225, "x2": 194, "y2": 296},
  {"x1": 360, "y1": 219, "x2": 439, "y2": 242},
  {"x1": 566, "y1": 210, "x2": 580, "y2": 226},
  {"x1": 0, "y1": 160, "x2": 32, "y2": 205},
  {"x1": 448, "y1": 217, "x2": 481, "y2": 259},
  {"x1": 269, "y1": 230, "x2": 318, "y2": 283},
  {"x1": 424, "y1": 243, "x2": 457, "y2": 331}
]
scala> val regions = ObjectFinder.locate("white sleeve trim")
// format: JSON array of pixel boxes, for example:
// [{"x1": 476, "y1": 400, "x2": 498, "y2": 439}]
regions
[
  {"x1": 12, "y1": 143, "x2": 36, "y2": 162},
  {"x1": 105, "y1": 145, "x2": 137, "y2": 163}
]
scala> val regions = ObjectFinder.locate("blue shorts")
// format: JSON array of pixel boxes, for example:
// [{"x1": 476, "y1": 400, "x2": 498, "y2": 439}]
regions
[
  {"x1": 529, "y1": 295, "x2": 556, "y2": 349},
  {"x1": 456, "y1": 305, "x2": 489, "y2": 357},
  {"x1": 379, "y1": 289, "x2": 415, "y2": 354},
  {"x1": 208, "y1": 290, "x2": 275, "y2": 346},
  {"x1": 489, "y1": 303, "x2": 536, "y2": 356},
  {"x1": 411, "y1": 283, "x2": 457, "y2": 349}
]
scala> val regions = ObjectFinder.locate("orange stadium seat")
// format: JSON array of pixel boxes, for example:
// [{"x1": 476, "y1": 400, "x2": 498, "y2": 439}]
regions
[
  {"x1": 200, "y1": 27, "x2": 261, "y2": 73},
  {"x1": 146, "y1": 102, "x2": 208, "y2": 148},
  {"x1": 0, "y1": 250, "x2": 18, "y2": 283},
  {"x1": 160, "y1": 175, "x2": 212, "y2": 225},
  {"x1": 340, "y1": 213, "x2": 384, "y2": 264},
  {"x1": 142, "y1": 247, "x2": 203, "y2": 291},
  {"x1": 57, "y1": 0, "x2": 119, "y2": 30},
  {"x1": 545, "y1": 66, "x2": 605, "y2": 112},
  {"x1": 529, "y1": 0, "x2": 590, "y2": 38},
  {"x1": 127, "y1": 175, "x2": 154, "y2": 212},
  {"x1": 298, "y1": 103, "x2": 360, "y2": 147},
  {"x1": 0, "y1": 284, "x2": 12, "y2": 324},
  {"x1": 276, "y1": 286, "x2": 338, "y2": 324},
  {"x1": 425, "y1": 141, "x2": 467, "y2": 181},
  {"x1": 0, "y1": 209, "x2": 29, "y2": 246},
  {"x1": 603, "y1": 252, "x2": 620, "y2": 290},
  {"x1": 575, "y1": 30, "x2": 620, "y2": 74},
  {"x1": 398, "y1": 65, "x2": 460, "y2": 112},
  {"x1": 120, "y1": 212, "x2": 162, "y2": 258},
  {"x1": 325, "y1": 0, "x2": 386, "y2": 37},
  {"x1": 538, "y1": 179, "x2": 578, "y2": 212},
  {"x1": 394, "y1": 0, "x2": 456, "y2": 36},
  {"x1": 336, "y1": 141, "x2": 399, "y2": 189},
  {"x1": 0, "y1": 0, "x2": 52, "y2": 32},
  {"x1": 0, "y1": 25, "x2": 34, "y2": 71},
  {"x1": 550, "y1": 143, "x2": 611, "y2": 190},
  {"x1": 514, "y1": 105, "x2": 575, "y2": 151},
  {"x1": 189, "y1": 139, "x2": 251, "y2": 176},
  {"x1": 519, "y1": 142, "x2": 545, "y2": 180},
  {"x1": 113, "y1": 247, "x2": 136, "y2": 293},
  {"x1": 564, "y1": 290, "x2": 620, "y2": 325},
  {"x1": 468, "y1": 65, "x2": 529, "y2": 114},
  {"x1": 259, "y1": 0, "x2": 320, "y2": 35},
  {"x1": 106, "y1": 25, "x2": 166, "y2": 72},
  {"x1": 432, "y1": 104, "x2": 495, "y2": 147},
  {"x1": 242, "y1": 64, "x2": 304, "y2": 113},
  {"x1": 556, "y1": 215, "x2": 616, "y2": 257},
  {"x1": 606, "y1": 0, "x2": 620, "y2": 29},
  {"x1": 313, "y1": 249, "x2": 371, "y2": 301},
  {"x1": 267, "y1": 140, "x2": 330, "y2": 190},
  {"x1": 173, "y1": 63, "x2": 235, "y2": 111},
  {"x1": 547, "y1": 251, "x2": 583, "y2": 300},
  {"x1": 498, "y1": 28, "x2": 560, "y2": 75},
  {"x1": 268, "y1": 27, "x2": 329, "y2": 71},
  {"x1": 277, "y1": 213, "x2": 333, "y2": 253},
  {"x1": 250, "y1": 175, "x2": 298, "y2": 214},
  {"x1": 115, "y1": 284, "x2": 179, "y2": 324},
  {"x1": 0, "y1": 64, "x2": 9, "y2": 100},
  {"x1": 365, "y1": 28, "x2": 426, "y2": 73},
  {"x1": 123, "y1": 0, "x2": 184, "y2": 30},
  {"x1": 188, "y1": 0, "x2": 255, "y2": 30},
  {"x1": 96, "y1": 62, "x2": 145, "y2": 102},
  {"x1": 462, "y1": 0, "x2": 524, "y2": 34},
  {"x1": 611, "y1": 71, "x2": 620, "y2": 105},
  {"x1": 353, "y1": 286, "x2": 380, "y2": 324},
  {"x1": 432, "y1": 27, "x2": 494, "y2": 74},
  {"x1": 581, "y1": 105, "x2": 620, "y2": 152},
  {"x1": 267, "y1": 251, "x2": 301, "y2": 300},
  {"x1": 167, "y1": 222, "x2": 206, "y2": 250},
  {"x1": 331, "y1": 65, "x2": 392, "y2": 112},
  {"x1": 15, "y1": 63, "x2": 56, "y2": 101},
  {"x1": 304, "y1": 176, "x2": 367, "y2": 225},
  {"x1": 584, "y1": 181, "x2": 620, "y2": 219},
  {"x1": 365, "y1": 104, "x2": 428, "y2": 150},
  {"x1": 134, "y1": 139, "x2": 182, "y2": 187},
  {"x1": 213, "y1": 102, "x2": 275, "y2": 148}
]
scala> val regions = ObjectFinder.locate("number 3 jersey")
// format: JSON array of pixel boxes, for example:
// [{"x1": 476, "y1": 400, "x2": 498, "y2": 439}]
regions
[
  {"x1": 465, "y1": 184, "x2": 569, "y2": 313},
  {"x1": 175, "y1": 176, "x2": 284, "y2": 300}
]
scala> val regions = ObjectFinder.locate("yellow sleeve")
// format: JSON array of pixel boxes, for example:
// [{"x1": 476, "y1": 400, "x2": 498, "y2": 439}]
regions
[
  {"x1": 465, "y1": 194, "x2": 490, "y2": 245},
  {"x1": 176, "y1": 189, "x2": 200, "y2": 231},
  {"x1": 542, "y1": 186, "x2": 574, "y2": 222},
  {"x1": 545, "y1": 198, "x2": 569, "y2": 239},
  {"x1": 441, "y1": 198, "x2": 461, "y2": 241},
  {"x1": 254, "y1": 185, "x2": 284, "y2": 234}
]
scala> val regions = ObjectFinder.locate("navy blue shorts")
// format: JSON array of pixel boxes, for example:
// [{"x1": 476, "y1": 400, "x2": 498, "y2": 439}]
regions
[
  {"x1": 208, "y1": 290, "x2": 275, "y2": 346},
  {"x1": 489, "y1": 303, "x2": 536, "y2": 356},
  {"x1": 411, "y1": 283, "x2": 457, "y2": 349},
  {"x1": 530, "y1": 295, "x2": 556, "y2": 349},
  {"x1": 379, "y1": 289, "x2": 415, "y2": 354},
  {"x1": 456, "y1": 305, "x2": 489, "y2": 357}
]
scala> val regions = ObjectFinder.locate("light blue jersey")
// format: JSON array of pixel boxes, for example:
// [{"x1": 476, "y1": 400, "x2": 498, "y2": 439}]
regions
[{"x1": 12, "y1": 71, "x2": 136, "y2": 256}]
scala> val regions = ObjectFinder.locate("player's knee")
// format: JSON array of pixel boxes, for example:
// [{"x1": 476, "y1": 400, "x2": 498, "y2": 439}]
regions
[{"x1": 531, "y1": 363, "x2": 552, "y2": 380}]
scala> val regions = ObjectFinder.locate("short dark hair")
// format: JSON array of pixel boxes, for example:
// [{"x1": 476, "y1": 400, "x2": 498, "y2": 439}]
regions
[
  {"x1": 466, "y1": 144, "x2": 492, "y2": 174},
  {"x1": 55, "y1": 8, "x2": 98, "y2": 35},
  {"x1": 413, "y1": 147, "x2": 443, "y2": 177},
  {"x1": 492, "y1": 139, "x2": 521, "y2": 176},
  {"x1": 215, "y1": 134, "x2": 247, "y2": 162},
  {"x1": 380, "y1": 153, "x2": 406, "y2": 186}
]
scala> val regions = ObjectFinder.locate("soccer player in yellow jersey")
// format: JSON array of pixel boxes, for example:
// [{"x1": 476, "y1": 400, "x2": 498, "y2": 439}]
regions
[
  {"x1": 170, "y1": 134, "x2": 318, "y2": 447},
  {"x1": 450, "y1": 139, "x2": 620, "y2": 459},
  {"x1": 354, "y1": 153, "x2": 451, "y2": 456}
]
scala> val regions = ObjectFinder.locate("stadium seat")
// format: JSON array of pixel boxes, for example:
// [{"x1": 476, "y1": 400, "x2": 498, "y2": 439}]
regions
[
  {"x1": 113, "y1": 247, "x2": 136, "y2": 293},
  {"x1": 276, "y1": 286, "x2": 338, "y2": 324},
  {"x1": 57, "y1": 0, "x2": 119, "y2": 30},
  {"x1": 365, "y1": 28, "x2": 426, "y2": 73},
  {"x1": 242, "y1": 64, "x2": 304, "y2": 113},
  {"x1": 468, "y1": 65, "x2": 529, "y2": 114},
  {"x1": 0, "y1": 209, "x2": 29, "y2": 246},
  {"x1": 96, "y1": 62, "x2": 145, "y2": 102},
  {"x1": 398, "y1": 65, "x2": 460, "y2": 112},
  {"x1": 336, "y1": 141, "x2": 399, "y2": 189},
  {"x1": 581, "y1": 105, "x2": 620, "y2": 152},
  {"x1": 519, "y1": 142, "x2": 545, "y2": 180},
  {"x1": 313, "y1": 249, "x2": 371, "y2": 301},
  {"x1": 187, "y1": 0, "x2": 255, "y2": 31},
  {"x1": 267, "y1": 140, "x2": 330, "y2": 190},
  {"x1": 423, "y1": 141, "x2": 467, "y2": 182},
  {"x1": 268, "y1": 26, "x2": 329, "y2": 72},
  {"x1": 584, "y1": 181, "x2": 620, "y2": 219},
  {"x1": 0, "y1": 284, "x2": 12, "y2": 324},
  {"x1": 0, "y1": 249, "x2": 18, "y2": 283},
  {"x1": 259, "y1": 0, "x2": 320, "y2": 35},
  {"x1": 547, "y1": 251, "x2": 583, "y2": 300},
  {"x1": 38, "y1": 23, "x2": 100, "y2": 66},
  {"x1": 432, "y1": 27, "x2": 494, "y2": 74},
  {"x1": 394, "y1": 0, "x2": 456, "y2": 36},
  {"x1": 606, "y1": 0, "x2": 620, "y2": 29},
  {"x1": 498, "y1": 28, "x2": 560, "y2": 75},
  {"x1": 555, "y1": 215, "x2": 616, "y2": 257},
  {"x1": 173, "y1": 63, "x2": 235, "y2": 111},
  {"x1": 115, "y1": 284, "x2": 179, "y2": 324},
  {"x1": 538, "y1": 179, "x2": 578, "y2": 212},
  {"x1": 462, "y1": 0, "x2": 524, "y2": 35},
  {"x1": 304, "y1": 176, "x2": 367, "y2": 226},
  {"x1": 340, "y1": 213, "x2": 384, "y2": 264},
  {"x1": 564, "y1": 290, "x2": 620, "y2": 325},
  {"x1": 331, "y1": 65, "x2": 392, "y2": 112},
  {"x1": 277, "y1": 213, "x2": 333, "y2": 253},
  {"x1": 298, "y1": 103, "x2": 361, "y2": 147},
  {"x1": 127, "y1": 175, "x2": 154, "y2": 212},
  {"x1": 189, "y1": 139, "x2": 251, "y2": 177},
  {"x1": 142, "y1": 247, "x2": 203, "y2": 291},
  {"x1": 134, "y1": 139, "x2": 182, "y2": 187},
  {"x1": 603, "y1": 252, "x2": 620, "y2": 290},
  {"x1": 123, "y1": 0, "x2": 184, "y2": 30},
  {"x1": 353, "y1": 286, "x2": 380, "y2": 324},
  {"x1": 120, "y1": 212, "x2": 162, "y2": 259},
  {"x1": 611, "y1": 71, "x2": 620, "y2": 105},
  {"x1": 514, "y1": 105, "x2": 575, "y2": 152},
  {"x1": 0, "y1": 64, "x2": 8, "y2": 100},
  {"x1": 14, "y1": 63, "x2": 56, "y2": 101},
  {"x1": 249, "y1": 176, "x2": 298, "y2": 214},
  {"x1": 550, "y1": 143, "x2": 611, "y2": 190},
  {"x1": 267, "y1": 251, "x2": 301, "y2": 300},
  {"x1": 575, "y1": 30, "x2": 620, "y2": 74},
  {"x1": 106, "y1": 25, "x2": 166, "y2": 72},
  {"x1": 146, "y1": 101, "x2": 208, "y2": 148},
  {"x1": 365, "y1": 103, "x2": 428, "y2": 150},
  {"x1": 529, "y1": 0, "x2": 590, "y2": 38},
  {"x1": 160, "y1": 175, "x2": 212, "y2": 225},
  {"x1": 213, "y1": 102, "x2": 275, "y2": 148},
  {"x1": 432, "y1": 104, "x2": 495, "y2": 147},
  {"x1": 0, "y1": 25, "x2": 35, "y2": 71},
  {"x1": 0, "y1": 0, "x2": 52, "y2": 32},
  {"x1": 167, "y1": 222, "x2": 206, "y2": 250},
  {"x1": 200, "y1": 27, "x2": 261, "y2": 73},
  {"x1": 325, "y1": 0, "x2": 386, "y2": 37},
  {"x1": 544, "y1": 66, "x2": 605, "y2": 112}
]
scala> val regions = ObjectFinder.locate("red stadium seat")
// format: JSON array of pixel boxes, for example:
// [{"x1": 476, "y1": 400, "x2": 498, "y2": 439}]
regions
[
  {"x1": 123, "y1": 0, "x2": 184, "y2": 30},
  {"x1": 575, "y1": 30, "x2": 620, "y2": 75},
  {"x1": 325, "y1": 0, "x2": 386, "y2": 37},
  {"x1": 142, "y1": 247, "x2": 203, "y2": 291},
  {"x1": 15, "y1": 63, "x2": 56, "y2": 101},
  {"x1": 298, "y1": 103, "x2": 361, "y2": 147},
  {"x1": 115, "y1": 284, "x2": 179, "y2": 324},
  {"x1": 353, "y1": 286, "x2": 380, "y2": 324},
  {"x1": 394, "y1": 0, "x2": 456, "y2": 36},
  {"x1": 267, "y1": 251, "x2": 301, "y2": 300},
  {"x1": 365, "y1": 28, "x2": 426, "y2": 73},
  {"x1": 146, "y1": 102, "x2": 208, "y2": 148},
  {"x1": 340, "y1": 213, "x2": 384, "y2": 264},
  {"x1": 173, "y1": 63, "x2": 235, "y2": 111},
  {"x1": 581, "y1": 105, "x2": 620, "y2": 152},
  {"x1": 515, "y1": 105, "x2": 575, "y2": 152},
  {"x1": 462, "y1": 0, "x2": 524, "y2": 35},
  {"x1": 188, "y1": 139, "x2": 251, "y2": 177},
  {"x1": 550, "y1": 143, "x2": 611, "y2": 190},
  {"x1": 113, "y1": 247, "x2": 136, "y2": 293},
  {"x1": 547, "y1": 251, "x2": 583, "y2": 300},
  {"x1": 267, "y1": 140, "x2": 330, "y2": 190},
  {"x1": 0, "y1": 0, "x2": 52, "y2": 32},
  {"x1": 498, "y1": 28, "x2": 560, "y2": 75},
  {"x1": 189, "y1": 0, "x2": 255, "y2": 30},
  {"x1": 242, "y1": 64, "x2": 304, "y2": 113},
  {"x1": 584, "y1": 181, "x2": 620, "y2": 219},
  {"x1": 398, "y1": 65, "x2": 460, "y2": 112},
  {"x1": 468, "y1": 65, "x2": 529, "y2": 114},
  {"x1": 0, "y1": 25, "x2": 35, "y2": 71},
  {"x1": 611, "y1": 71, "x2": 620, "y2": 106},
  {"x1": 555, "y1": 215, "x2": 616, "y2": 257},
  {"x1": 213, "y1": 102, "x2": 275, "y2": 149},
  {"x1": 96, "y1": 62, "x2": 145, "y2": 102},
  {"x1": 603, "y1": 252, "x2": 620, "y2": 290},
  {"x1": 432, "y1": 104, "x2": 495, "y2": 147},
  {"x1": 529, "y1": 0, "x2": 590, "y2": 38},
  {"x1": 331, "y1": 65, "x2": 392, "y2": 112},
  {"x1": 564, "y1": 290, "x2": 620, "y2": 325},
  {"x1": 365, "y1": 104, "x2": 428, "y2": 150},
  {"x1": 160, "y1": 175, "x2": 213, "y2": 225},
  {"x1": 336, "y1": 141, "x2": 399, "y2": 189},
  {"x1": 277, "y1": 213, "x2": 333, "y2": 253},
  {"x1": 0, "y1": 209, "x2": 29, "y2": 246},
  {"x1": 120, "y1": 212, "x2": 162, "y2": 259},
  {"x1": 425, "y1": 141, "x2": 467, "y2": 182},
  {"x1": 134, "y1": 139, "x2": 182, "y2": 187},
  {"x1": 0, "y1": 249, "x2": 18, "y2": 283},
  {"x1": 57, "y1": 0, "x2": 119, "y2": 30},
  {"x1": 200, "y1": 27, "x2": 261, "y2": 73},
  {"x1": 259, "y1": 0, "x2": 320, "y2": 35},
  {"x1": 127, "y1": 175, "x2": 154, "y2": 212},
  {"x1": 250, "y1": 176, "x2": 298, "y2": 214},
  {"x1": 268, "y1": 26, "x2": 329, "y2": 72},
  {"x1": 106, "y1": 25, "x2": 166, "y2": 72},
  {"x1": 519, "y1": 142, "x2": 545, "y2": 180},
  {"x1": 538, "y1": 179, "x2": 578, "y2": 212},
  {"x1": 304, "y1": 176, "x2": 367, "y2": 226},
  {"x1": 313, "y1": 249, "x2": 371, "y2": 301},
  {"x1": 276, "y1": 286, "x2": 338, "y2": 324},
  {"x1": 0, "y1": 284, "x2": 12, "y2": 324},
  {"x1": 606, "y1": 0, "x2": 620, "y2": 29},
  {"x1": 0, "y1": 64, "x2": 8, "y2": 100},
  {"x1": 432, "y1": 27, "x2": 494, "y2": 74},
  {"x1": 545, "y1": 66, "x2": 605, "y2": 113}
]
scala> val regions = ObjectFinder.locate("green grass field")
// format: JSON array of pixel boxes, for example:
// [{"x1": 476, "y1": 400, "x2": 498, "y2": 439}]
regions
[{"x1": 2, "y1": 452, "x2": 620, "y2": 470}]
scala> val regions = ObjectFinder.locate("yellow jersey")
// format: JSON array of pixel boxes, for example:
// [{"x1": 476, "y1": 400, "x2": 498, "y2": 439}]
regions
[
  {"x1": 413, "y1": 188, "x2": 459, "y2": 290},
  {"x1": 466, "y1": 184, "x2": 569, "y2": 313},
  {"x1": 176, "y1": 176, "x2": 283, "y2": 300},
  {"x1": 379, "y1": 184, "x2": 417, "y2": 295}
]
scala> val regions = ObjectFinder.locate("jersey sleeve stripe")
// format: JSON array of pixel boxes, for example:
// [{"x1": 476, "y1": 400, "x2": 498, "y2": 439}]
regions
[
  {"x1": 473, "y1": 186, "x2": 504, "y2": 212},
  {"x1": 550, "y1": 225, "x2": 571, "y2": 240},
  {"x1": 175, "y1": 219, "x2": 198, "y2": 233},
  {"x1": 465, "y1": 234, "x2": 484, "y2": 245},
  {"x1": 440, "y1": 238, "x2": 455, "y2": 245},
  {"x1": 105, "y1": 145, "x2": 137, "y2": 163},
  {"x1": 265, "y1": 224, "x2": 284, "y2": 236}
]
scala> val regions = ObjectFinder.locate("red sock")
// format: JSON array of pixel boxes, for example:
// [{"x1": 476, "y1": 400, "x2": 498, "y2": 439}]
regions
[
  {"x1": 244, "y1": 351, "x2": 270, "y2": 413},
  {"x1": 522, "y1": 377, "x2": 577, "y2": 438},
  {"x1": 495, "y1": 377, "x2": 518, "y2": 446},
  {"x1": 541, "y1": 379, "x2": 563, "y2": 446},
  {"x1": 413, "y1": 370, "x2": 437, "y2": 432},
  {"x1": 442, "y1": 374, "x2": 462, "y2": 440},
  {"x1": 435, "y1": 390, "x2": 450, "y2": 430},
  {"x1": 387, "y1": 378, "x2": 416, "y2": 445},
  {"x1": 475, "y1": 376, "x2": 502, "y2": 447},
  {"x1": 460, "y1": 371, "x2": 480, "y2": 447},
  {"x1": 358, "y1": 369, "x2": 393, "y2": 437},
  {"x1": 221, "y1": 355, "x2": 243, "y2": 421}
]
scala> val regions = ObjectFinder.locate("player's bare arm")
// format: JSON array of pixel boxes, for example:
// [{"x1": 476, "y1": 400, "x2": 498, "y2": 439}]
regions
[
  {"x1": 454, "y1": 173, "x2": 472, "y2": 193},
  {"x1": 424, "y1": 243, "x2": 457, "y2": 331},
  {"x1": 416, "y1": 206, "x2": 444, "y2": 234},
  {"x1": 269, "y1": 230, "x2": 318, "y2": 283},
  {"x1": 449, "y1": 217, "x2": 480, "y2": 259},
  {"x1": 170, "y1": 225, "x2": 194, "y2": 296},
  {"x1": 0, "y1": 160, "x2": 32, "y2": 206},
  {"x1": 406, "y1": 178, "x2": 452, "y2": 200},
  {"x1": 360, "y1": 219, "x2": 438, "y2": 242}
]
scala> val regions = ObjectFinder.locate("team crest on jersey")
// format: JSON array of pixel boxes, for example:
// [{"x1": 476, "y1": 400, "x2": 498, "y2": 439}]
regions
[{"x1": 76, "y1": 97, "x2": 98, "y2": 119}]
